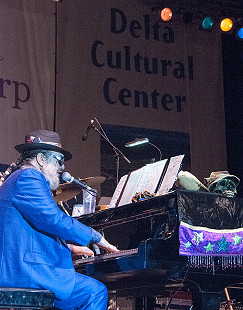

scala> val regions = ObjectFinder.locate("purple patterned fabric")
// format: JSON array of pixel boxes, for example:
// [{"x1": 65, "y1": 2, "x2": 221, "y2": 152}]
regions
[{"x1": 179, "y1": 221, "x2": 243, "y2": 256}]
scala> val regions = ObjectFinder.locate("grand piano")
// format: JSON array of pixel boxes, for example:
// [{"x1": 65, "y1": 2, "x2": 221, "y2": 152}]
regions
[{"x1": 74, "y1": 190, "x2": 243, "y2": 310}]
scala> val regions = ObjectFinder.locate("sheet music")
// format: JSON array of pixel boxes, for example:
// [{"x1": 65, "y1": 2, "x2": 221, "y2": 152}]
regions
[
  {"x1": 114, "y1": 159, "x2": 168, "y2": 207},
  {"x1": 156, "y1": 154, "x2": 184, "y2": 195},
  {"x1": 135, "y1": 159, "x2": 167, "y2": 193},
  {"x1": 118, "y1": 167, "x2": 145, "y2": 206},
  {"x1": 109, "y1": 155, "x2": 184, "y2": 207},
  {"x1": 108, "y1": 174, "x2": 128, "y2": 208}
]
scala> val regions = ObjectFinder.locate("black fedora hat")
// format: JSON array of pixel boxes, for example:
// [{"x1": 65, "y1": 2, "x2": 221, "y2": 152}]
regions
[{"x1": 15, "y1": 130, "x2": 72, "y2": 161}]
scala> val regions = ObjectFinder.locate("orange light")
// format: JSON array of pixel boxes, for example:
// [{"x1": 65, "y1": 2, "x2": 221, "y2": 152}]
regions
[
  {"x1": 160, "y1": 8, "x2": 172, "y2": 21},
  {"x1": 220, "y1": 18, "x2": 233, "y2": 32}
]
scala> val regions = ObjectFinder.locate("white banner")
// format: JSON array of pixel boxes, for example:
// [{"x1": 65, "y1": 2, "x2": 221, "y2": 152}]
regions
[
  {"x1": 0, "y1": 0, "x2": 227, "y2": 184},
  {"x1": 0, "y1": 0, "x2": 55, "y2": 164},
  {"x1": 56, "y1": 0, "x2": 226, "y2": 180}
]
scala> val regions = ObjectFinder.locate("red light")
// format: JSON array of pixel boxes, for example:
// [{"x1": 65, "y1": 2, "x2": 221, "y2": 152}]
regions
[{"x1": 160, "y1": 8, "x2": 172, "y2": 21}]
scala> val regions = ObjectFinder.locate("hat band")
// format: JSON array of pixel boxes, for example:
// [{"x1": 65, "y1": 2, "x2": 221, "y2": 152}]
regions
[{"x1": 26, "y1": 136, "x2": 62, "y2": 148}]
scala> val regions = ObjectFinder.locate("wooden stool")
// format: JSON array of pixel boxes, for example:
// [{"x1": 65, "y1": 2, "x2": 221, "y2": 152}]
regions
[{"x1": 0, "y1": 288, "x2": 54, "y2": 309}]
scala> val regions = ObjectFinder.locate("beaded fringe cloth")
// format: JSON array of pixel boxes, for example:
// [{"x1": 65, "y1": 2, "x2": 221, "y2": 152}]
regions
[
  {"x1": 179, "y1": 221, "x2": 243, "y2": 272},
  {"x1": 187, "y1": 255, "x2": 243, "y2": 274}
]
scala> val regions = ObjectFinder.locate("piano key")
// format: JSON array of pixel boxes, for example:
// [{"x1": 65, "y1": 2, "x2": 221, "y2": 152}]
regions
[{"x1": 73, "y1": 248, "x2": 139, "y2": 266}]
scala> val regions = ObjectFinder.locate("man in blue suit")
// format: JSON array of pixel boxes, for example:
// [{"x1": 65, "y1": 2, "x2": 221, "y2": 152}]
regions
[{"x1": 0, "y1": 130, "x2": 118, "y2": 310}]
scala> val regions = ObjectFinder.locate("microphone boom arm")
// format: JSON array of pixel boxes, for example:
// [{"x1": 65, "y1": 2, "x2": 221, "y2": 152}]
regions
[
  {"x1": 93, "y1": 126, "x2": 131, "y2": 164},
  {"x1": 90, "y1": 122, "x2": 131, "y2": 184}
]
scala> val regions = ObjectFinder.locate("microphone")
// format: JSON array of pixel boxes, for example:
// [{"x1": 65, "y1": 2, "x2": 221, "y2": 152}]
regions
[
  {"x1": 82, "y1": 119, "x2": 95, "y2": 141},
  {"x1": 62, "y1": 172, "x2": 91, "y2": 191}
]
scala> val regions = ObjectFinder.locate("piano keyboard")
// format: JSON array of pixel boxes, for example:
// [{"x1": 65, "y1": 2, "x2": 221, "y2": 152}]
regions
[{"x1": 73, "y1": 248, "x2": 139, "y2": 266}]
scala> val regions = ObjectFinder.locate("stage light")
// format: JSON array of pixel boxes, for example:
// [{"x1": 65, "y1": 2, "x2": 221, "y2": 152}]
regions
[
  {"x1": 220, "y1": 18, "x2": 233, "y2": 32},
  {"x1": 160, "y1": 8, "x2": 173, "y2": 21},
  {"x1": 236, "y1": 27, "x2": 243, "y2": 40},
  {"x1": 201, "y1": 17, "x2": 214, "y2": 30},
  {"x1": 235, "y1": 19, "x2": 243, "y2": 40}
]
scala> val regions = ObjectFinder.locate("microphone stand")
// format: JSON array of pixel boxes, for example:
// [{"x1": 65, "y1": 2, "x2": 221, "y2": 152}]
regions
[{"x1": 92, "y1": 122, "x2": 131, "y2": 184}]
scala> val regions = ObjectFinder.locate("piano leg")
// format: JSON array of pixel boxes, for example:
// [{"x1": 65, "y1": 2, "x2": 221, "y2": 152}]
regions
[{"x1": 192, "y1": 291, "x2": 221, "y2": 310}]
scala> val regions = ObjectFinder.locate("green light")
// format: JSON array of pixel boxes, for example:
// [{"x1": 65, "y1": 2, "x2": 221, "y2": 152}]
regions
[{"x1": 202, "y1": 17, "x2": 214, "y2": 30}]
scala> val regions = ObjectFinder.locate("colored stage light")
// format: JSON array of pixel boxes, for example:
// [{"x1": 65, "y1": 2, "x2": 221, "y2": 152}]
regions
[
  {"x1": 220, "y1": 18, "x2": 233, "y2": 32},
  {"x1": 160, "y1": 8, "x2": 173, "y2": 21},
  {"x1": 202, "y1": 17, "x2": 214, "y2": 30},
  {"x1": 235, "y1": 19, "x2": 243, "y2": 40},
  {"x1": 236, "y1": 27, "x2": 243, "y2": 40}
]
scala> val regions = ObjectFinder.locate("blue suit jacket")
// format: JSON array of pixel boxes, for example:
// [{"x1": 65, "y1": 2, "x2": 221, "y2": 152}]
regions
[{"x1": 0, "y1": 167, "x2": 98, "y2": 300}]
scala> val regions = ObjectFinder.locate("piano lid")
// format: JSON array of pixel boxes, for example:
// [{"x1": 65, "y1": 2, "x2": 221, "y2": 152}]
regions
[
  {"x1": 77, "y1": 190, "x2": 243, "y2": 230},
  {"x1": 76, "y1": 191, "x2": 177, "y2": 230}
]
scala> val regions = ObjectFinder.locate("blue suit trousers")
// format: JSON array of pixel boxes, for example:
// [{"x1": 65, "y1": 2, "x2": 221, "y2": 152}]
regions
[{"x1": 54, "y1": 272, "x2": 108, "y2": 310}]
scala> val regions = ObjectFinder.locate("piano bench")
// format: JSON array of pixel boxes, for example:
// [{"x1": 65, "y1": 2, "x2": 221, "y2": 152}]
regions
[{"x1": 0, "y1": 288, "x2": 55, "y2": 309}]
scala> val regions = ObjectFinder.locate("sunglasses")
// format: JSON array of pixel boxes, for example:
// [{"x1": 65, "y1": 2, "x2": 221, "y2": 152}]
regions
[{"x1": 50, "y1": 154, "x2": 65, "y2": 166}]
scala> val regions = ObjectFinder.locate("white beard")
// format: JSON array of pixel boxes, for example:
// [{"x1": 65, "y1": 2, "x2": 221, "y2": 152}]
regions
[
  {"x1": 42, "y1": 170, "x2": 60, "y2": 190},
  {"x1": 49, "y1": 175, "x2": 60, "y2": 190}
]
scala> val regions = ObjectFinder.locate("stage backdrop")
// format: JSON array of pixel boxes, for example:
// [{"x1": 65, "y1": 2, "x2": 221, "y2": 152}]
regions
[
  {"x1": 56, "y1": 0, "x2": 226, "y2": 182},
  {"x1": 0, "y1": 0, "x2": 227, "y2": 189},
  {"x1": 0, "y1": 0, "x2": 55, "y2": 163}
]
